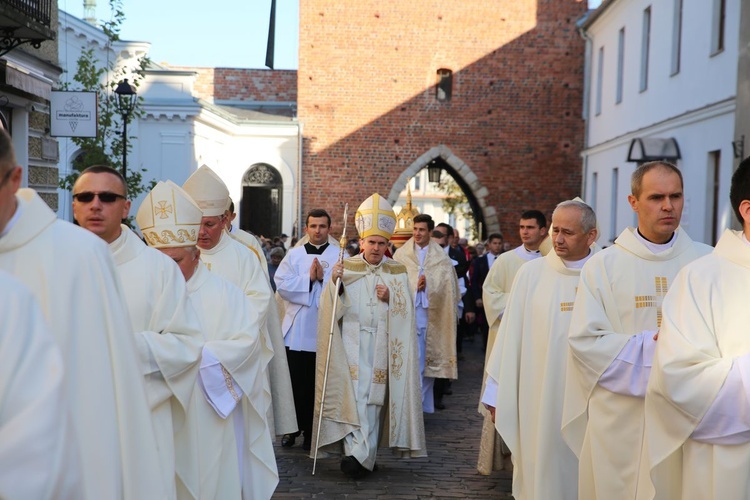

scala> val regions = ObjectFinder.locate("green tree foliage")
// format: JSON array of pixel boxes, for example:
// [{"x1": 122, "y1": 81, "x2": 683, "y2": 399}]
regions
[
  {"x1": 437, "y1": 174, "x2": 479, "y2": 241},
  {"x1": 58, "y1": 0, "x2": 154, "y2": 199}
]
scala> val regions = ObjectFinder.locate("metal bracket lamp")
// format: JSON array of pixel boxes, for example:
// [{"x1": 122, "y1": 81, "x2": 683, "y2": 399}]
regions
[{"x1": 114, "y1": 79, "x2": 137, "y2": 181}]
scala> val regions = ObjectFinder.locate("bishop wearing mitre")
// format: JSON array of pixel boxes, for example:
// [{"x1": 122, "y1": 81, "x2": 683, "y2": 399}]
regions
[{"x1": 312, "y1": 194, "x2": 426, "y2": 478}]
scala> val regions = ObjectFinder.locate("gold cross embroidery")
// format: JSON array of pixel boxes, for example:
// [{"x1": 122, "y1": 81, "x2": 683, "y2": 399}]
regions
[
  {"x1": 154, "y1": 200, "x2": 173, "y2": 219},
  {"x1": 635, "y1": 276, "x2": 668, "y2": 327}
]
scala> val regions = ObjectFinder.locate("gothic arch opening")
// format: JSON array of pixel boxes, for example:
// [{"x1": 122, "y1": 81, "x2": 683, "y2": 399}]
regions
[
  {"x1": 240, "y1": 163, "x2": 283, "y2": 238},
  {"x1": 388, "y1": 146, "x2": 497, "y2": 240}
]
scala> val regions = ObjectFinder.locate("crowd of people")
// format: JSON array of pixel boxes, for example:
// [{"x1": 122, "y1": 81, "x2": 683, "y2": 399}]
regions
[{"x1": 2, "y1": 117, "x2": 750, "y2": 500}]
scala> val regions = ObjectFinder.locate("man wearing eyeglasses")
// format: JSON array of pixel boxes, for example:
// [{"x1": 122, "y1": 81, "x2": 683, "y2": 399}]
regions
[
  {"x1": 73, "y1": 165, "x2": 203, "y2": 498},
  {"x1": 0, "y1": 129, "x2": 168, "y2": 498}
]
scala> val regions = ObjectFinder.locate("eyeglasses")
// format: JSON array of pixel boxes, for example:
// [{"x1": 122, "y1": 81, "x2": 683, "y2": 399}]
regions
[{"x1": 72, "y1": 191, "x2": 127, "y2": 203}]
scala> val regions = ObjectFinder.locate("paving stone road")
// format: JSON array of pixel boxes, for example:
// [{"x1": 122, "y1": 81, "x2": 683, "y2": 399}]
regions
[{"x1": 272, "y1": 338, "x2": 513, "y2": 499}]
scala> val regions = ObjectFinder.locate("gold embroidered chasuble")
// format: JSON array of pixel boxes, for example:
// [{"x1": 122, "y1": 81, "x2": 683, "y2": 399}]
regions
[
  {"x1": 177, "y1": 263, "x2": 278, "y2": 500},
  {"x1": 201, "y1": 231, "x2": 298, "y2": 436},
  {"x1": 109, "y1": 225, "x2": 203, "y2": 498},
  {"x1": 645, "y1": 230, "x2": 750, "y2": 499},
  {"x1": 312, "y1": 256, "x2": 426, "y2": 460},
  {"x1": 392, "y1": 238, "x2": 459, "y2": 379},
  {"x1": 562, "y1": 227, "x2": 711, "y2": 500},
  {"x1": 488, "y1": 250, "x2": 594, "y2": 500},
  {"x1": 0, "y1": 190, "x2": 167, "y2": 499}
]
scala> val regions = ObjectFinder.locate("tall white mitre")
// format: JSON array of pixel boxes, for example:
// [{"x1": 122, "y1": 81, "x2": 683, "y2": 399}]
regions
[
  {"x1": 136, "y1": 180, "x2": 203, "y2": 248},
  {"x1": 182, "y1": 166, "x2": 231, "y2": 216},
  {"x1": 355, "y1": 193, "x2": 397, "y2": 240}
]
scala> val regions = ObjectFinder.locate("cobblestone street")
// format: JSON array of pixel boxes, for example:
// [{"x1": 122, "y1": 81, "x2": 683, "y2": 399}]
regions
[{"x1": 272, "y1": 338, "x2": 513, "y2": 499}]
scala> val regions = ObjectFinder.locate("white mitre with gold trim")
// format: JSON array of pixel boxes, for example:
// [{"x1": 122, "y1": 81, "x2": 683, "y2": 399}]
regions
[
  {"x1": 182, "y1": 165, "x2": 230, "y2": 217},
  {"x1": 136, "y1": 180, "x2": 202, "y2": 248},
  {"x1": 355, "y1": 193, "x2": 397, "y2": 240}
]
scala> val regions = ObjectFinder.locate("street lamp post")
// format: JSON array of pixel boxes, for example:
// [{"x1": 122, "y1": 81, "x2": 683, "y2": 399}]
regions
[{"x1": 114, "y1": 79, "x2": 137, "y2": 182}]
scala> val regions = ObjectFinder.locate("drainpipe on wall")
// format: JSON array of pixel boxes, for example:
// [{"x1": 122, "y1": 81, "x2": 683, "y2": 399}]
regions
[
  {"x1": 297, "y1": 120, "x2": 303, "y2": 238},
  {"x1": 577, "y1": 13, "x2": 593, "y2": 200}
]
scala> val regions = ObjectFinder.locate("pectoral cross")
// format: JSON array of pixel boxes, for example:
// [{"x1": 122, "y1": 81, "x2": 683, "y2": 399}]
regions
[
  {"x1": 366, "y1": 296, "x2": 379, "y2": 314},
  {"x1": 635, "y1": 276, "x2": 668, "y2": 327}
]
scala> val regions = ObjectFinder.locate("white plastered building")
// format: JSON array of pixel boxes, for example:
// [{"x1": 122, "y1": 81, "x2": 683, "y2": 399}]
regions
[
  {"x1": 56, "y1": 9, "x2": 301, "y2": 238},
  {"x1": 580, "y1": 0, "x2": 740, "y2": 245}
]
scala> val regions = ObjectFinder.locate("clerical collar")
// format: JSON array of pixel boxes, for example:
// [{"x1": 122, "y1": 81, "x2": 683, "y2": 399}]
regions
[
  {"x1": 562, "y1": 249, "x2": 593, "y2": 269},
  {"x1": 523, "y1": 245, "x2": 541, "y2": 255},
  {"x1": 304, "y1": 241, "x2": 330, "y2": 255},
  {"x1": 635, "y1": 228, "x2": 675, "y2": 254},
  {"x1": 0, "y1": 202, "x2": 21, "y2": 240}
]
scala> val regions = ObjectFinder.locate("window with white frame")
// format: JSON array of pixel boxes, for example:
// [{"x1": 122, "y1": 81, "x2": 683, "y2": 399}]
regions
[
  {"x1": 610, "y1": 167, "x2": 619, "y2": 241},
  {"x1": 671, "y1": 0, "x2": 683, "y2": 75},
  {"x1": 711, "y1": 0, "x2": 726, "y2": 55},
  {"x1": 617, "y1": 28, "x2": 625, "y2": 103},
  {"x1": 640, "y1": 7, "x2": 651, "y2": 92},
  {"x1": 596, "y1": 46, "x2": 604, "y2": 115}
]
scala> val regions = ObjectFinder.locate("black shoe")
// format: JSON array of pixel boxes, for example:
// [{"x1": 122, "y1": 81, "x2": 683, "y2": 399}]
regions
[
  {"x1": 340, "y1": 456, "x2": 367, "y2": 478},
  {"x1": 443, "y1": 389, "x2": 453, "y2": 396},
  {"x1": 435, "y1": 400, "x2": 446, "y2": 410},
  {"x1": 303, "y1": 434, "x2": 312, "y2": 452},
  {"x1": 281, "y1": 433, "x2": 297, "y2": 447}
]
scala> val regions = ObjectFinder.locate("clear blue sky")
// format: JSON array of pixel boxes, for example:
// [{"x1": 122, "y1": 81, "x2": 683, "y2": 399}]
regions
[
  {"x1": 60, "y1": 0, "x2": 300, "y2": 69},
  {"x1": 60, "y1": 0, "x2": 599, "y2": 70}
]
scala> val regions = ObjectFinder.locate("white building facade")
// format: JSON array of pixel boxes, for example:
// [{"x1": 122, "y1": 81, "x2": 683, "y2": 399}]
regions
[
  {"x1": 56, "y1": 10, "x2": 301, "y2": 238},
  {"x1": 580, "y1": 0, "x2": 740, "y2": 245}
]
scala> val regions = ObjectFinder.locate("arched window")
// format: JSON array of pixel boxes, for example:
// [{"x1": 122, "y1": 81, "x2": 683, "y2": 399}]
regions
[
  {"x1": 240, "y1": 163, "x2": 283, "y2": 238},
  {"x1": 436, "y1": 68, "x2": 453, "y2": 102}
]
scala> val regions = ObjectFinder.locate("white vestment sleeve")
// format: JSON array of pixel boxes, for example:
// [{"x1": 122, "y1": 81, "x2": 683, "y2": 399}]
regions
[
  {"x1": 598, "y1": 330, "x2": 657, "y2": 397},
  {"x1": 275, "y1": 254, "x2": 316, "y2": 307},
  {"x1": 199, "y1": 347, "x2": 244, "y2": 419},
  {"x1": 691, "y1": 352, "x2": 750, "y2": 445},
  {"x1": 481, "y1": 375, "x2": 499, "y2": 407}
]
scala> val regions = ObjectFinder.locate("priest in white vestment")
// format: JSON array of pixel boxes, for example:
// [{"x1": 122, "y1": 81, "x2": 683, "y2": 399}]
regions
[
  {"x1": 482, "y1": 201, "x2": 598, "y2": 500},
  {"x1": 393, "y1": 213, "x2": 460, "y2": 413},
  {"x1": 0, "y1": 131, "x2": 166, "y2": 499},
  {"x1": 477, "y1": 209, "x2": 548, "y2": 475},
  {"x1": 139, "y1": 181, "x2": 278, "y2": 500},
  {"x1": 0, "y1": 271, "x2": 82, "y2": 499},
  {"x1": 74, "y1": 168, "x2": 203, "y2": 497},
  {"x1": 645, "y1": 160, "x2": 750, "y2": 499},
  {"x1": 562, "y1": 162, "x2": 712, "y2": 499},
  {"x1": 275, "y1": 209, "x2": 341, "y2": 450},
  {"x1": 312, "y1": 194, "x2": 426, "y2": 478},
  {"x1": 183, "y1": 166, "x2": 297, "y2": 437}
]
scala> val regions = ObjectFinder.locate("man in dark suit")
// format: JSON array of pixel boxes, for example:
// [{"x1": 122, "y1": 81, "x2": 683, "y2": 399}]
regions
[
  {"x1": 436, "y1": 223, "x2": 468, "y2": 279},
  {"x1": 470, "y1": 233, "x2": 504, "y2": 349}
]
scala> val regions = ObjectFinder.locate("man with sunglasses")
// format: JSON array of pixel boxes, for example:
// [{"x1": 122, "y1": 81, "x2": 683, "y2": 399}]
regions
[
  {"x1": 0, "y1": 129, "x2": 168, "y2": 498},
  {"x1": 73, "y1": 165, "x2": 203, "y2": 498}
]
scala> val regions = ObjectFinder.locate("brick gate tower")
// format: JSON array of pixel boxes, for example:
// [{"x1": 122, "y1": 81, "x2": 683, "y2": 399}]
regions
[{"x1": 298, "y1": 0, "x2": 588, "y2": 240}]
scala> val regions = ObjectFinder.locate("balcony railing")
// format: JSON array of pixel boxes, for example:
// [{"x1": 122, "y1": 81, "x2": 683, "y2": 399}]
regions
[
  {"x1": 0, "y1": 0, "x2": 55, "y2": 57},
  {"x1": 5, "y1": 0, "x2": 52, "y2": 27}
]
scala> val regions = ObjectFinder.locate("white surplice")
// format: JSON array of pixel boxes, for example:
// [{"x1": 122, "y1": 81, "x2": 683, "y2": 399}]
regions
[
  {"x1": 201, "y1": 231, "x2": 297, "y2": 436},
  {"x1": 177, "y1": 263, "x2": 278, "y2": 500},
  {"x1": 562, "y1": 227, "x2": 711, "y2": 499},
  {"x1": 0, "y1": 271, "x2": 82, "y2": 499},
  {"x1": 0, "y1": 189, "x2": 166, "y2": 499},
  {"x1": 484, "y1": 250, "x2": 592, "y2": 500},
  {"x1": 645, "y1": 230, "x2": 750, "y2": 499},
  {"x1": 275, "y1": 243, "x2": 340, "y2": 352},
  {"x1": 109, "y1": 225, "x2": 203, "y2": 497}
]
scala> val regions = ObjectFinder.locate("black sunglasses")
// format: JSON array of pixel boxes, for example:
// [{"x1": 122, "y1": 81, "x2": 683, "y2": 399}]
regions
[{"x1": 73, "y1": 191, "x2": 127, "y2": 203}]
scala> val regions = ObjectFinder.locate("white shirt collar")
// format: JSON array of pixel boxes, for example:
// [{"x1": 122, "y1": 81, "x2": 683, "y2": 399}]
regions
[
  {"x1": 562, "y1": 249, "x2": 593, "y2": 269},
  {"x1": 635, "y1": 228, "x2": 675, "y2": 254}
]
